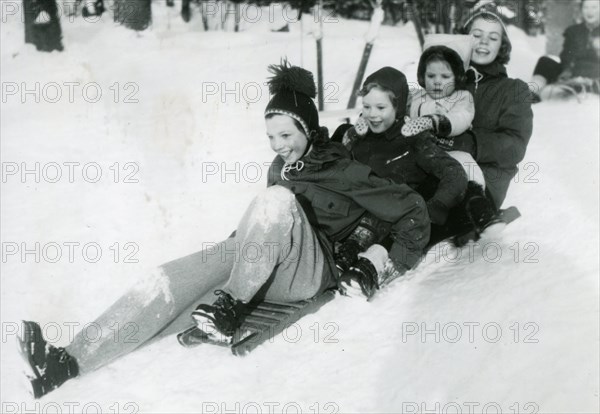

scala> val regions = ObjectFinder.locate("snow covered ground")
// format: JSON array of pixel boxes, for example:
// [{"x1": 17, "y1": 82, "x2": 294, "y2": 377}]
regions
[{"x1": 1, "y1": 2, "x2": 598, "y2": 413}]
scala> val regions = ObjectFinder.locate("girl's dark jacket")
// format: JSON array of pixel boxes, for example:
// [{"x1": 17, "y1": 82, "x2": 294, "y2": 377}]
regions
[
  {"x1": 266, "y1": 141, "x2": 430, "y2": 278},
  {"x1": 461, "y1": 62, "x2": 534, "y2": 208},
  {"x1": 332, "y1": 121, "x2": 468, "y2": 226}
]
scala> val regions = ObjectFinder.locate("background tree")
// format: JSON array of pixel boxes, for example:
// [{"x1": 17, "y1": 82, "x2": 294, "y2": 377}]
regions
[{"x1": 23, "y1": 0, "x2": 63, "y2": 52}]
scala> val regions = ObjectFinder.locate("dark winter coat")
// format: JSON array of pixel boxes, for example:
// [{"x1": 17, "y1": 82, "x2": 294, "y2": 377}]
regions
[
  {"x1": 332, "y1": 121, "x2": 468, "y2": 226},
  {"x1": 266, "y1": 141, "x2": 430, "y2": 277},
  {"x1": 560, "y1": 23, "x2": 600, "y2": 79},
  {"x1": 460, "y1": 62, "x2": 534, "y2": 208}
]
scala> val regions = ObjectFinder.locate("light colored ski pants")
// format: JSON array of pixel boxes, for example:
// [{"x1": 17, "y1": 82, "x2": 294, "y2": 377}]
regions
[
  {"x1": 65, "y1": 186, "x2": 331, "y2": 374},
  {"x1": 447, "y1": 150, "x2": 486, "y2": 188}
]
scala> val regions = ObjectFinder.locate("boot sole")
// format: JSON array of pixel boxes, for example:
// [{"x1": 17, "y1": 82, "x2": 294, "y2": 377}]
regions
[
  {"x1": 17, "y1": 322, "x2": 45, "y2": 398},
  {"x1": 339, "y1": 279, "x2": 370, "y2": 300},
  {"x1": 190, "y1": 311, "x2": 233, "y2": 344}
]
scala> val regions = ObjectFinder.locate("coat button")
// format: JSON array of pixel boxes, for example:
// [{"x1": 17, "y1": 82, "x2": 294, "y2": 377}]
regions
[
  {"x1": 291, "y1": 186, "x2": 296, "y2": 192},
  {"x1": 328, "y1": 202, "x2": 335, "y2": 209}
]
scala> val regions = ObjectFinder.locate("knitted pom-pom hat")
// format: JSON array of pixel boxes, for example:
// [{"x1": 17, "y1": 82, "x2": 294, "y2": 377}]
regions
[{"x1": 265, "y1": 59, "x2": 319, "y2": 138}]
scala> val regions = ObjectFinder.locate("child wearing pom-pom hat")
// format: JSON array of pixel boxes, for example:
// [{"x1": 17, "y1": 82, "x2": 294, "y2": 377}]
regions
[{"x1": 192, "y1": 60, "x2": 432, "y2": 338}]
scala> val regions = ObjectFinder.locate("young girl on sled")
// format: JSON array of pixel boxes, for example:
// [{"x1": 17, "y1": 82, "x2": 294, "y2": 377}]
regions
[{"x1": 18, "y1": 61, "x2": 430, "y2": 398}]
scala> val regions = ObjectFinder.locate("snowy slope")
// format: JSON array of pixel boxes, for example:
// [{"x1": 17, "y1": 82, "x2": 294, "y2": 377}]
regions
[{"x1": 1, "y1": 2, "x2": 598, "y2": 413}]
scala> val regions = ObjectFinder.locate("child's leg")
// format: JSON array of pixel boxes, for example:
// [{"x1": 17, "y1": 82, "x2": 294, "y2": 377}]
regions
[
  {"x1": 532, "y1": 55, "x2": 562, "y2": 85},
  {"x1": 65, "y1": 237, "x2": 237, "y2": 374},
  {"x1": 447, "y1": 150, "x2": 486, "y2": 188},
  {"x1": 222, "y1": 185, "x2": 330, "y2": 304}
]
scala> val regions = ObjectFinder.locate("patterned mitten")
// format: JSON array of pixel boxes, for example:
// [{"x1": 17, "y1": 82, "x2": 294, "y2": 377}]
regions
[
  {"x1": 354, "y1": 116, "x2": 369, "y2": 136},
  {"x1": 342, "y1": 116, "x2": 369, "y2": 150},
  {"x1": 401, "y1": 116, "x2": 435, "y2": 137}
]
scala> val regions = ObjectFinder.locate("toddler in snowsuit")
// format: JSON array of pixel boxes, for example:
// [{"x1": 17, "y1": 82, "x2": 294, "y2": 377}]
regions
[
  {"x1": 401, "y1": 34, "x2": 502, "y2": 245},
  {"x1": 402, "y1": 34, "x2": 485, "y2": 188}
]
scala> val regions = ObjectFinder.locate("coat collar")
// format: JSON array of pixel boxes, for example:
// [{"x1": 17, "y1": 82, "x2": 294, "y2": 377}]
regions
[
  {"x1": 366, "y1": 119, "x2": 404, "y2": 141},
  {"x1": 470, "y1": 61, "x2": 507, "y2": 79}
]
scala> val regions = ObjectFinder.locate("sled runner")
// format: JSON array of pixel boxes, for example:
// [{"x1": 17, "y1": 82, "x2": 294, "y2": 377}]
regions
[
  {"x1": 538, "y1": 78, "x2": 600, "y2": 103},
  {"x1": 178, "y1": 289, "x2": 337, "y2": 355}
]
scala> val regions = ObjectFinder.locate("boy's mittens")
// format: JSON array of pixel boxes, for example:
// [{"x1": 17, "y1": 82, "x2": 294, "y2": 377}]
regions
[
  {"x1": 354, "y1": 116, "x2": 369, "y2": 136},
  {"x1": 341, "y1": 117, "x2": 369, "y2": 150},
  {"x1": 341, "y1": 127, "x2": 360, "y2": 150},
  {"x1": 401, "y1": 116, "x2": 435, "y2": 137}
]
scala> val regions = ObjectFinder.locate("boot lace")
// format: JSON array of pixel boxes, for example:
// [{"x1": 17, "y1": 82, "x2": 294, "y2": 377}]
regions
[{"x1": 213, "y1": 290, "x2": 241, "y2": 319}]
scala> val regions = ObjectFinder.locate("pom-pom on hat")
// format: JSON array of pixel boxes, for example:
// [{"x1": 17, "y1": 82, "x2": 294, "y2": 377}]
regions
[{"x1": 265, "y1": 59, "x2": 319, "y2": 137}]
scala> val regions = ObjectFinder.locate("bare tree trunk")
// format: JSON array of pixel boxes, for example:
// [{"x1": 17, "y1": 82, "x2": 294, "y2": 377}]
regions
[
  {"x1": 454, "y1": 0, "x2": 465, "y2": 32},
  {"x1": 407, "y1": 0, "x2": 425, "y2": 49},
  {"x1": 23, "y1": 0, "x2": 64, "y2": 52}
]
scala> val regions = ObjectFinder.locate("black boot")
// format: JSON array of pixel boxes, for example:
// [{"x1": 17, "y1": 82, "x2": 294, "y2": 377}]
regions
[
  {"x1": 18, "y1": 321, "x2": 79, "y2": 398},
  {"x1": 335, "y1": 213, "x2": 389, "y2": 273},
  {"x1": 465, "y1": 185, "x2": 499, "y2": 234},
  {"x1": 191, "y1": 290, "x2": 245, "y2": 343},
  {"x1": 338, "y1": 257, "x2": 380, "y2": 300},
  {"x1": 450, "y1": 182, "x2": 499, "y2": 247}
]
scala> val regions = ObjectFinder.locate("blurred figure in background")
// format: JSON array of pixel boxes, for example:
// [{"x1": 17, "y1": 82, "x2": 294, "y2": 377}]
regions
[{"x1": 531, "y1": 0, "x2": 600, "y2": 99}]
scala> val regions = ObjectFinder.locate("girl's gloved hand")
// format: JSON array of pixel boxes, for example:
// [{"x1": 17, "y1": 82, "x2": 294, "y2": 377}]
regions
[{"x1": 401, "y1": 116, "x2": 435, "y2": 137}]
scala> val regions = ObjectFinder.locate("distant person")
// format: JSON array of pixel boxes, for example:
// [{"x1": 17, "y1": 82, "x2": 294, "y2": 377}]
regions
[{"x1": 531, "y1": 0, "x2": 600, "y2": 99}]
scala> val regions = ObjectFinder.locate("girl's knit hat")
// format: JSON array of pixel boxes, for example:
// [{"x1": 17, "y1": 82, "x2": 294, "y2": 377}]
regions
[
  {"x1": 461, "y1": 1, "x2": 512, "y2": 48},
  {"x1": 417, "y1": 34, "x2": 473, "y2": 88},
  {"x1": 362, "y1": 66, "x2": 409, "y2": 114},
  {"x1": 265, "y1": 60, "x2": 319, "y2": 138},
  {"x1": 422, "y1": 34, "x2": 473, "y2": 70}
]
